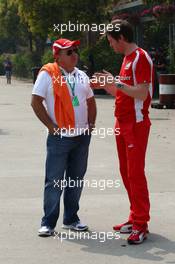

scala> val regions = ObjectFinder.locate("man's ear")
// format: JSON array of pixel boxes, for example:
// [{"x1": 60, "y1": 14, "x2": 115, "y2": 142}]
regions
[
  {"x1": 56, "y1": 55, "x2": 61, "y2": 63},
  {"x1": 119, "y1": 34, "x2": 125, "y2": 42},
  {"x1": 57, "y1": 51, "x2": 62, "y2": 62}
]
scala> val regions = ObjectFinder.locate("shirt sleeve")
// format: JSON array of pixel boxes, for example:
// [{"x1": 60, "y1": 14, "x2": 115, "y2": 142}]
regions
[
  {"x1": 135, "y1": 53, "x2": 152, "y2": 85},
  {"x1": 83, "y1": 72, "x2": 94, "y2": 99},
  {"x1": 86, "y1": 83, "x2": 94, "y2": 99},
  {"x1": 32, "y1": 71, "x2": 52, "y2": 98}
]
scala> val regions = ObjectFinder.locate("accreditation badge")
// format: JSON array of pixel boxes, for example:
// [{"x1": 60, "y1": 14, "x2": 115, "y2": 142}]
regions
[{"x1": 72, "y1": 95, "x2": 80, "y2": 107}]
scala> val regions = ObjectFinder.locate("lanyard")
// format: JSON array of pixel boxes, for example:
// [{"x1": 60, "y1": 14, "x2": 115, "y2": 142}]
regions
[{"x1": 61, "y1": 70, "x2": 76, "y2": 97}]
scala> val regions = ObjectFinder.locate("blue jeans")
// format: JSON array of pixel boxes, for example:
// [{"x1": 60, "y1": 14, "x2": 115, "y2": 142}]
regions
[{"x1": 41, "y1": 133, "x2": 91, "y2": 229}]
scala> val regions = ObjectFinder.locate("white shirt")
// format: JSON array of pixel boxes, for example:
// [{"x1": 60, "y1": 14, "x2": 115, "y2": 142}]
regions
[{"x1": 32, "y1": 67, "x2": 94, "y2": 137}]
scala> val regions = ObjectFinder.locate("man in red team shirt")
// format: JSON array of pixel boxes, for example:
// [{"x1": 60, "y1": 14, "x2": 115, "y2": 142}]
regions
[{"x1": 92, "y1": 19, "x2": 154, "y2": 244}]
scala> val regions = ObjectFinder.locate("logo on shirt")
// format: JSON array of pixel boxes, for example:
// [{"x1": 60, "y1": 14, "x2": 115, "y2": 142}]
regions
[{"x1": 124, "y1": 62, "x2": 132, "y2": 70}]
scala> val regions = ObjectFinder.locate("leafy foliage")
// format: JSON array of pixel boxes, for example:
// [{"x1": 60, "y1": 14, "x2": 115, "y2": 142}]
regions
[{"x1": 80, "y1": 36, "x2": 122, "y2": 75}]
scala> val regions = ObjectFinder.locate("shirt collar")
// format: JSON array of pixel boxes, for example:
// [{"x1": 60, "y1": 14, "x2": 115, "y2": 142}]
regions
[{"x1": 60, "y1": 66, "x2": 78, "y2": 76}]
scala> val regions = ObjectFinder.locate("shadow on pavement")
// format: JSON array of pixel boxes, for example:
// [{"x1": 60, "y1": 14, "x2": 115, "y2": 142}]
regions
[{"x1": 56, "y1": 232, "x2": 175, "y2": 262}]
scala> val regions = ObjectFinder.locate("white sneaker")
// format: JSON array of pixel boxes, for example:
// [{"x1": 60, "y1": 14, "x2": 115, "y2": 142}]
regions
[
  {"x1": 113, "y1": 221, "x2": 133, "y2": 233},
  {"x1": 62, "y1": 221, "x2": 88, "y2": 231},
  {"x1": 38, "y1": 226, "x2": 55, "y2": 237}
]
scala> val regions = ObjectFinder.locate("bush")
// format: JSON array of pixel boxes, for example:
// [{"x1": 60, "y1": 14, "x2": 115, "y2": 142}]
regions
[
  {"x1": 11, "y1": 52, "x2": 36, "y2": 78},
  {"x1": 80, "y1": 37, "x2": 123, "y2": 76},
  {"x1": 0, "y1": 52, "x2": 42, "y2": 78},
  {"x1": 0, "y1": 54, "x2": 5, "y2": 75},
  {"x1": 41, "y1": 48, "x2": 54, "y2": 65}
]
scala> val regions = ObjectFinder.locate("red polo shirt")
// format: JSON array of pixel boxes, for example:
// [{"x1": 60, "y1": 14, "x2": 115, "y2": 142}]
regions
[{"x1": 115, "y1": 47, "x2": 154, "y2": 122}]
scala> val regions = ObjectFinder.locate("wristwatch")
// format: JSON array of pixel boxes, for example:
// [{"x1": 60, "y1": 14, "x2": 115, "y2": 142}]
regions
[{"x1": 115, "y1": 82, "x2": 124, "y2": 90}]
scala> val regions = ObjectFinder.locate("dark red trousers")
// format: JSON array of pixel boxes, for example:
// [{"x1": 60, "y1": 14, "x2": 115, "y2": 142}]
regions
[{"x1": 115, "y1": 118, "x2": 151, "y2": 229}]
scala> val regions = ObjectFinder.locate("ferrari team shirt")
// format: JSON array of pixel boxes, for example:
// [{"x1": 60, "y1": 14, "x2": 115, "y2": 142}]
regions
[{"x1": 115, "y1": 47, "x2": 154, "y2": 122}]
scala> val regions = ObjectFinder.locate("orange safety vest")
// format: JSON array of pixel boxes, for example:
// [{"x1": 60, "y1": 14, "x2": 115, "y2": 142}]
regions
[{"x1": 40, "y1": 62, "x2": 75, "y2": 129}]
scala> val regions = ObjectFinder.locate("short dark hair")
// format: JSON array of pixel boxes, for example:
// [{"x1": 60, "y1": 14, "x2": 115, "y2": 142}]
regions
[{"x1": 106, "y1": 19, "x2": 134, "y2": 43}]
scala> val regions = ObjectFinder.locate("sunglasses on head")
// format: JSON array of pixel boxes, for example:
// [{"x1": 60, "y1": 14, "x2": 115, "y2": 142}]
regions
[{"x1": 66, "y1": 47, "x2": 79, "y2": 56}]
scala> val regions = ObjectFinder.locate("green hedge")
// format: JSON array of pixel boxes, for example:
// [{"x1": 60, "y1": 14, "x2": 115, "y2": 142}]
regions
[
  {"x1": 0, "y1": 50, "x2": 52, "y2": 78},
  {"x1": 11, "y1": 52, "x2": 40, "y2": 78},
  {"x1": 41, "y1": 49, "x2": 54, "y2": 65},
  {"x1": 80, "y1": 37, "x2": 123, "y2": 76},
  {"x1": 0, "y1": 52, "x2": 41, "y2": 78},
  {"x1": 0, "y1": 38, "x2": 123, "y2": 78},
  {"x1": 0, "y1": 54, "x2": 6, "y2": 75}
]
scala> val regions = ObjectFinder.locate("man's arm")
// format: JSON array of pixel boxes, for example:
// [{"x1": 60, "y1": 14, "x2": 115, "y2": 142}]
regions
[
  {"x1": 117, "y1": 82, "x2": 148, "y2": 101},
  {"x1": 104, "y1": 82, "x2": 148, "y2": 101},
  {"x1": 31, "y1": 95, "x2": 58, "y2": 134},
  {"x1": 91, "y1": 71, "x2": 149, "y2": 101},
  {"x1": 87, "y1": 96, "x2": 97, "y2": 132}
]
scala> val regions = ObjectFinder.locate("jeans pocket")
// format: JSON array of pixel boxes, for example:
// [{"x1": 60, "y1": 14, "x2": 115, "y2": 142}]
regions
[{"x1": 47, "y1": 134, "x2": 60, "y2": 146}]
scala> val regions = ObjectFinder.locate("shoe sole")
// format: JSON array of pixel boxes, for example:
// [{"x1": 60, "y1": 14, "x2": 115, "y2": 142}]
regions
[
  {"x1": 38, "y1": 233, "x2": 53, "y2": 237},
  {"x1": 113, "y1": 229, "x2": 132, "y2": 234},
  {"x1": 113, "y1": 226, "x2": 133, "y2": 234},
  {"x1": 127, "y1": 235, "x2": 147, "y2": 245},
  {"x1": 119, "y1": 230, "x2": 132, "y2": 234},
  {"x1": 38, "y1": 231, "x2": 55, "y2": 237},
  {"x1": 116, "y1": 229, "x2": 149, "y2": 234},
  {"x1": 62, "y1": 225, "x2": 89, "y2": 231}
]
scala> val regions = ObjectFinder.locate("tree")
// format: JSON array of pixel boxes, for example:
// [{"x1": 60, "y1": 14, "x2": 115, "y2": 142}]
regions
[
  {"x1": 0, "y1": 0, "x2": 34, "y2": 54},
  {"x1": 9, "y1": 0, "x2": 64, "y2": 55},
  {"x1": 9, "y1": 0, "x2": 117, "y2": 50}
]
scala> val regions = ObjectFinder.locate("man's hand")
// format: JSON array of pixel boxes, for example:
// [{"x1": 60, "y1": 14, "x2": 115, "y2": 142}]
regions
[
  {"x1": 31, "y1": 95, "x2": 60, "y2": 134},
  {"x1": 87, "y1": 96, "x2": 97, "y2": 134},
  {"x1": 90, "y1": 70, "x2": 118, "y2": 96},
  {"x1": 48, "y1": 125, "x2": 60, "y2": 135},
  {"x1": 90, "y1": 70, "x2": 116, "y2": 90},
  {"x1": 88, "y1": 123, "x2": 95, "y2": 134}
]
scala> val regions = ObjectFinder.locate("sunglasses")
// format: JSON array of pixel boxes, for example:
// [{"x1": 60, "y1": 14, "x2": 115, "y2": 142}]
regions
[{"x1": 66, "y1": 48, "x2": 79, "y2": 56}]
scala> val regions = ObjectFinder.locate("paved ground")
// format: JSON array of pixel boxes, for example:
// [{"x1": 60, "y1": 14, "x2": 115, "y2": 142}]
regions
[{"x1": 0, "y1": 76, "x2": 175, "y2": 264}]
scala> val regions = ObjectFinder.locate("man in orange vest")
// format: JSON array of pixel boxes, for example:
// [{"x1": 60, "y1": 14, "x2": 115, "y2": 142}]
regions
[{"x1": 31, "y1": 38, "x2": 96, "y2": 237}]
